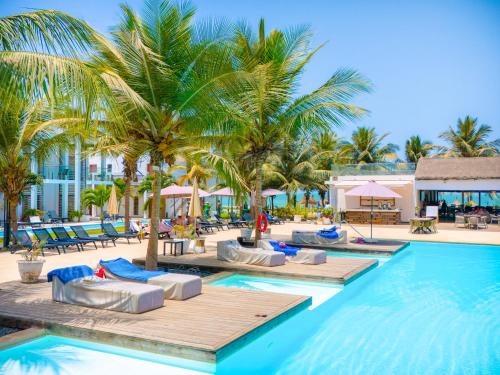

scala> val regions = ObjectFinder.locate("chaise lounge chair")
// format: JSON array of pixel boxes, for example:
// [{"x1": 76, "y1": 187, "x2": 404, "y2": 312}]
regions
[
  {"x1": 258, "y1": 239, "x2": 326, "y2": 265},
  {"x1": 217, "y1": 240, "x2": 286, "y2": 267},
  {"x1": 291, "y1": 226, "x2": 348, "y2": 246},
  {"x1": 12, "y1": 230, "x2": 62, "y2": 255},
  {"x1": 32, "y1": 228, "x2": 78, "y2": 253},
  {"x1": 70, "y1": 225, "x2": 115, "y2": 247},
  {"x1": 48, "y1": 265, "x2": 164, "y2": 313},
  {"x1": 52, "y1": 226, "x2": 98, "y2": 250},
  {"x1": 99, "y1": 258, "x2": 202, "y2": 300},
  {"x1": 101, "y1": 223, "x2": 141, "y2": 244}
]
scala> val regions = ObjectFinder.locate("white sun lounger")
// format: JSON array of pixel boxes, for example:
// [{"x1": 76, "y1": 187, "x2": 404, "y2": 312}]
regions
[
  {"x1": 291, "y1": 230, "x2": 348, "y2": 245},
  {"x1": 51, "y1": 275, "x2": 164, "y2": 314},
  {"x1": 258, "y1": 240, "x2": 327, "y2": 265},
  {"x1": 217, "y1": 240, "x2": 286, "y2": 267},
  {"x1": 103, "y1": 269, "x2": 202, "y2": 301}
]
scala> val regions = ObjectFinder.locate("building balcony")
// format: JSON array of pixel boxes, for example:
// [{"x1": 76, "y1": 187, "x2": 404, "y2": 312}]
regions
[{"x1": 40, "y1": 165, "x2": 75, "y2": 180}]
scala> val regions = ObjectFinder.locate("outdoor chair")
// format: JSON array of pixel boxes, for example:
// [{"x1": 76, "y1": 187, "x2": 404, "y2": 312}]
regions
[
  {"x1": 198, "y1": 217, "x2": 220, "y2": 232},
  {"x1": 468, "y1": 216, "x2": 479, "y2": 230},
  {"x1": 230, "y1": 213, "x2": 248, "y2": 227},
  {"x1": 71, "y1": 225, "x2": 115, "y2": 247},
  {"x1": 454, "y1": 215, "x2": 466, "y2": 228},
  {"x1": 12, "y1": 230, "x2": 62, "y2": 255},
  {"x1": 102, "y1": 223, "x2": 141, "y2": 244},
  {"x1": 478, "y1": 216, "x2": 488, "y2": 229},
  {"x1": 214, "y1": 214, "x2": 237, "y2": 229},
  {"x1": 32, "y1": 228, "x2": 77, "y2": 253},
  {"x1": 52, "y1": 226, "x2": 97, "y2": 250},
  {"x1": 28, "y1": 216, "x2": 43, "y2": 228}
]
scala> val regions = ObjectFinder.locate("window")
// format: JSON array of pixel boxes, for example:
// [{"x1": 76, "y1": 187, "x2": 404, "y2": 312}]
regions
[
  {"x1": 107, "y1": 164, "x2": 112, "y2": 173},
  {"x1": 133, "y1": 197, "x2": 139, "y2": 216}
]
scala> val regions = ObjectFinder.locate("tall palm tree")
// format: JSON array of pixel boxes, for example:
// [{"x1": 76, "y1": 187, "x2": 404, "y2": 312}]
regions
[
  {"x1": 0, "y1": 10, "x2": 112, "y2": 246},
  {"x1": 92, "y1": 0, "x2": 237, "y2": 268},
  {"x1": 438, "y1": 116, "x2": 499, "y2": 157},
  {"x1": 344, "y1": 126, "x2": 399, "y2": 164},
  {"x1": 405, "y1": 135, "x2": 433, "y2": 163},
  {"x1": 215, "y1": 19, "x2": 371, "y2": 243}
]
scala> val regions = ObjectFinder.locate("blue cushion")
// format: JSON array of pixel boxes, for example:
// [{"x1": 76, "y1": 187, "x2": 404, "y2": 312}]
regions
[
  {"x1": 317, "y1": 230, "x2": 339, "y2": 239},
  {"x1": 99, "y1": 258, "x2": 165, "y2": 282},
  {"x1": 269, "y1": 241, "x2": 301, "y2": 256},
  {"x1": 47, "y1": 265, "x2": 94, "y2": 284}
]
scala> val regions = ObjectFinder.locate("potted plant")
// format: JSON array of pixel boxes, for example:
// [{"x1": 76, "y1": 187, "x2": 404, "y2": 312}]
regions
[
  {"x1": 68, "y1": 210, "x2": 83, "y2": 222},
  {"x1": 172, "y1": 224, "x2": 197, "y2": 253},
  {"x1": 17, "y1": 241, "x2": 45, "y2": 283}
]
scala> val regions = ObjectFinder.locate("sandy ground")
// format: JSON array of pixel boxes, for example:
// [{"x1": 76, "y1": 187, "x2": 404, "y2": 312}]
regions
[{"x1": 0, "y1": 221, "x2": 498, "y2": 283}]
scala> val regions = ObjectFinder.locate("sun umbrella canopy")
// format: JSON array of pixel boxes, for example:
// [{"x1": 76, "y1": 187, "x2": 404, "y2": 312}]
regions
[
  {"x1": 160, "y1": 184, "x2": 210, "y2": 198},
  {"x1": 211, "y1": 187, "x2": 235, "y2": 196},
  {"x1": 345, "y1": 181, "x2": 401, "y2": 198},
  {"x1": 262, "y1": 189, "x2": 285, "y2": 197},
  {"x1": 189, "y1": 178, "x2": 202, "y2": 218},
  {"x1": 107, "y1": 184, "x2": 118, "y2": 215}
]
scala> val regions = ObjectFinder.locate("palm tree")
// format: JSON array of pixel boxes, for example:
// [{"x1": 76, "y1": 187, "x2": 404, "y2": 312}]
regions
[
  {"x1": 405, "y1": 135, "x2": 433, "y2": 163},
  {"x1": 81, "y1": 184, "x2": 111, "y2": 223},
  {"x1": 92, "y1": 0, "x2": 238, "y2": 269},
  {"x1": 0, "y1": 10, "x2": 112, "y2": 246},
  {"x1": 216, "y1": 19, "x2": 371, "y2": 243},
  {"x1": 344, "y1": 126, "x2": 399, "y2": 164},
  {"x1": 438, "y1": 116, "x2": 500, "y2": 157}
]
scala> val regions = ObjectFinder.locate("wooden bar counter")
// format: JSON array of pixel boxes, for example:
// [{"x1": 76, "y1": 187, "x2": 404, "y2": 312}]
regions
[{"x1": 345, "y1": 208, "x2": 401, "y2": 225}]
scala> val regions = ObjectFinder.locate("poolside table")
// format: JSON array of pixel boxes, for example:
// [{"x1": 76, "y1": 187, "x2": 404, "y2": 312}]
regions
[{"x1": 163, "y1": 239, "x2": 185, "y2": 256}]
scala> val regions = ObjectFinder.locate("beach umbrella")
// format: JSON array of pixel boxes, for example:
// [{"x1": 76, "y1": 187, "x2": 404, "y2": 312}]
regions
[
  {"x1": 189, "y1": 178, "x2": 202, "y2": 229},
  {"x1": 107, "y1": 184, "x2": 119, "y2": 218},
  {"x1": 262, "y1": 189, "x2": 285, "y2": 212},
  {"x1": 159, "y1": 184, "x2": 210, "y2": 218},
  {"x1": 345, "y1": 181, "x2": 401, "y2": 240}
]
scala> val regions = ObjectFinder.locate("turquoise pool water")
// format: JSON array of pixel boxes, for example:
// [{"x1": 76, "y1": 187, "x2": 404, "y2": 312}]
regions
[
  {"x1": 0, "y1": 335, "x2": 214, "y2": 375},
  {"x1": 217, "y1": 242, "x2": 500, "y2": 374},
  {"x1": 210, "y1": 274, "x2": 342, "y2": 309}
]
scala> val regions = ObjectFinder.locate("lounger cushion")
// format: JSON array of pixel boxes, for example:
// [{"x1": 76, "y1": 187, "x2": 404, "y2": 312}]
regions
[
  {"x1": 291, "y1": 250, "x2": 327, "y2": 265},
  {"x1": 51, "y1": 276, "x2": 164, "y2": 313},
  {"x1": 217, "y1": 240, "x2": 285, "y2": 267},
  {"x1": 47, "y1": 265, "x2": 94, "y2": 284},
  {"x1": 99, "y1": 258, "x2": 164, "y2": 282}
]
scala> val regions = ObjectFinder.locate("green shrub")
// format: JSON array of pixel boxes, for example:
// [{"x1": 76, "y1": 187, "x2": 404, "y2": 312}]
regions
[
  {"x1": 69, "y1": 210, "x2": 84, "y2": 221},
  {"x1": 22, "y1": 208, "x2": 43, "y2": 221}
]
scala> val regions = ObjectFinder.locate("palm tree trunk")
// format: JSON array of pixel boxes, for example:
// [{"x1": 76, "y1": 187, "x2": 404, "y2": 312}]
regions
[
  {"x1": 124, "y1": 175, "x2": 131, "y2": 232},
  {"x1": 145, "y1": 158, "x2": 161, "y2": 270},
  {"x1": 8, "y1": 197, "x2": 18, "y2": 232},
  {"x1": 254, "y1": 159, "x2": 264, "y2": 245},
  {"x1": 319, "y1": 190, "x2": 326, "y2": 207}
]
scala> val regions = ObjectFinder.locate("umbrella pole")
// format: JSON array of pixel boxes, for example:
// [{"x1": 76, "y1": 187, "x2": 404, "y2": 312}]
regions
[
  {"x1": 371, "y1": 196, "x2": 373, "y2": 239},
  {"x1": 271, "y1": 196, "x2": 274, "y2": 213}
]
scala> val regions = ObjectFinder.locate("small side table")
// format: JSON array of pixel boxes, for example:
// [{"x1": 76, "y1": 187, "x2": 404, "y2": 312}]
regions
[{"x1": 163, "y1": 239, "x2": 185, "y2": 256}]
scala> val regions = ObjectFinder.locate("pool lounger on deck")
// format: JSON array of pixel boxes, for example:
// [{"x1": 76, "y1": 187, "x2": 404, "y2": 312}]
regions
[
  {"x1": 258, "y1": 240, "x2": 327, "y2": 265},
  {"x1": 48, "y1": 265, "x2": 164, "y2": 313},
  {"x1": 99, "y1": 258, "x2": 202, "y2": 300},
  {"x1": 102, "y1": 223, "x2": 141, "y2": 244},
  {"x1": 70, "y1": 225, "x2": 115, "y2": 247},
  {"x1": 217, "y1": 240, "x2": 286, "y2": 267},
  {"x1": 291, "y1": 228, "x2": 348, "y2": 245}
]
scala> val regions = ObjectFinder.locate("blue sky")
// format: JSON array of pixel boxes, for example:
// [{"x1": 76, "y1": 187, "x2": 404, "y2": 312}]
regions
[{"x1": 2, "y1": 0, "x2": 499, "y2": 154}]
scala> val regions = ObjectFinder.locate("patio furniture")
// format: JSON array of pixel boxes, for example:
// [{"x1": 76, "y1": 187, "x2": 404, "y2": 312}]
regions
[
  {"x1": 99, "y1": 258, "x2": 202, "y2": 300},
  {"x1": 52, "y1": 226, "x2": 97, "y2": 250},
  {"x1": 291, "y1": 229, "x2": 348, "y2": 245},
  {"x1": 478, "y1": 216, "x2": 488, "y2": 229},
  {"x1": 410, "y1": 217, "x2": 437, "y2": 234},
  {"x1": 12, "y1": 230, "x2": 62, "y2": 255},
  {"x1": 214, "y1": 214, "x2": 240, "y2": 229},
  {"x1": 258, "y1": 240, "x2": 326, "y2": 265},
  {"x1": 71, "y1": 225, "x2": 115, "y2": 247},
  {"x1": 454, "y1": 215, "x2": 466, "y2": 228},
  {"x1": 28, "y1": 216, "x2": 43, "y2": 227},
  {"x1": 32, "y1": 228, "x2": 78, "y2": 252},
  {"x1": 49, "y1": 265, "x2": 165, "y2": 313},
  {"x1": 468, "y1": 216, "x2": 479, "y2": 230},
  {"x1": 217, "y1": 240, "x2": 286, "y2": 266},
  {"x1": 163, "y1": 239, "x2": 185, "y2": 256},
  {"x1": 101, "y1": 223, "x2": 141, "y2": 244}
]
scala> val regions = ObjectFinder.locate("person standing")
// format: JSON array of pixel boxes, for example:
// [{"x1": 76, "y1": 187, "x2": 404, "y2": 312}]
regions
[{"x1": 216, "y1": 199, "x2": 222, "y2": 216}]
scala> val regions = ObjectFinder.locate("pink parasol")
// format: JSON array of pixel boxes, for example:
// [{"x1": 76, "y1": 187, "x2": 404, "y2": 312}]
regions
[
  {"x1": 160, "y1": 184, "x2": 210, "y2": 198},
  {"x1": 262, "y1": 189, "x2": 285, "y2": 197},
  {"x1": 211, "y1": 187, "x2": 235, "y2": 196},
  {"x1": 345, "y1": 181, "x2": 401, "y2": 240}
]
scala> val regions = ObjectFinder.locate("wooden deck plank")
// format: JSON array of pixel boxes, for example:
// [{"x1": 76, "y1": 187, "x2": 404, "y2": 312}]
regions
[
  {"x1": 0, "y1": 280, "x2": 309, "y2": 362},
  {"x1": 133, "y1": 252, "x2": 378, "y2": 284}
]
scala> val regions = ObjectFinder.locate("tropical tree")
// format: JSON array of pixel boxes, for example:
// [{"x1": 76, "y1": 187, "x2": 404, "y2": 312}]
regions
[
  {"x1": 215, "y1": 19, "x2": 371, "y2": 243},
  {"x1": 0, "y1": 10, "x2": 113, "y2": 245},
  {"x1": 438, "y1": 116, "x2": 500, "y2": 157},
  {"x1": 138, "y1": 172, "x2": 176, "y2": 214},
  {"x1": 405, "y1": 135, "x2": 433, "y2": 163},
  {"x1": 81, "y1": 184, "x2": 111, "y2": 223},
  {"x1": 92, "y1": 0, "x2": 239, "y2": 269},
  {"x1": 344, "y1": 126, "x2": 399, "y2": 164}
]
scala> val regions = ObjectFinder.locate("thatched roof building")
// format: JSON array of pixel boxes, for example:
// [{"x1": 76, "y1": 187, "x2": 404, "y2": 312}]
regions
[{"x1": 415, "y1": 157, "x2": 500, "y2": 181}]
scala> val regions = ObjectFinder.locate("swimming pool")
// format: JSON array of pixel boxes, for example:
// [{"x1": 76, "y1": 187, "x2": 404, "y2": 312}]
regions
[
  {"x1": 216, "y1": 242, "x2": 500, "y2": 374},
  {"x1": 0, "y1": 335, "x2": 214, "y2": 375},
  {"x1": 210, "y1": 274, "x2": 342, "y2": 309}
]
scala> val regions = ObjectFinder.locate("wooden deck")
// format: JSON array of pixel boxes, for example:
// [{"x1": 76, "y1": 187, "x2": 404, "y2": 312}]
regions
[
  {"x1": 0, "y1": 280, "x2": 309, "y2": 362},
  {"x1": 286, "y1": 239, "x2": 409, "y2": 255},
  {"x1": 134, "y1": 252, "x2": 378, "y2": 284}
]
